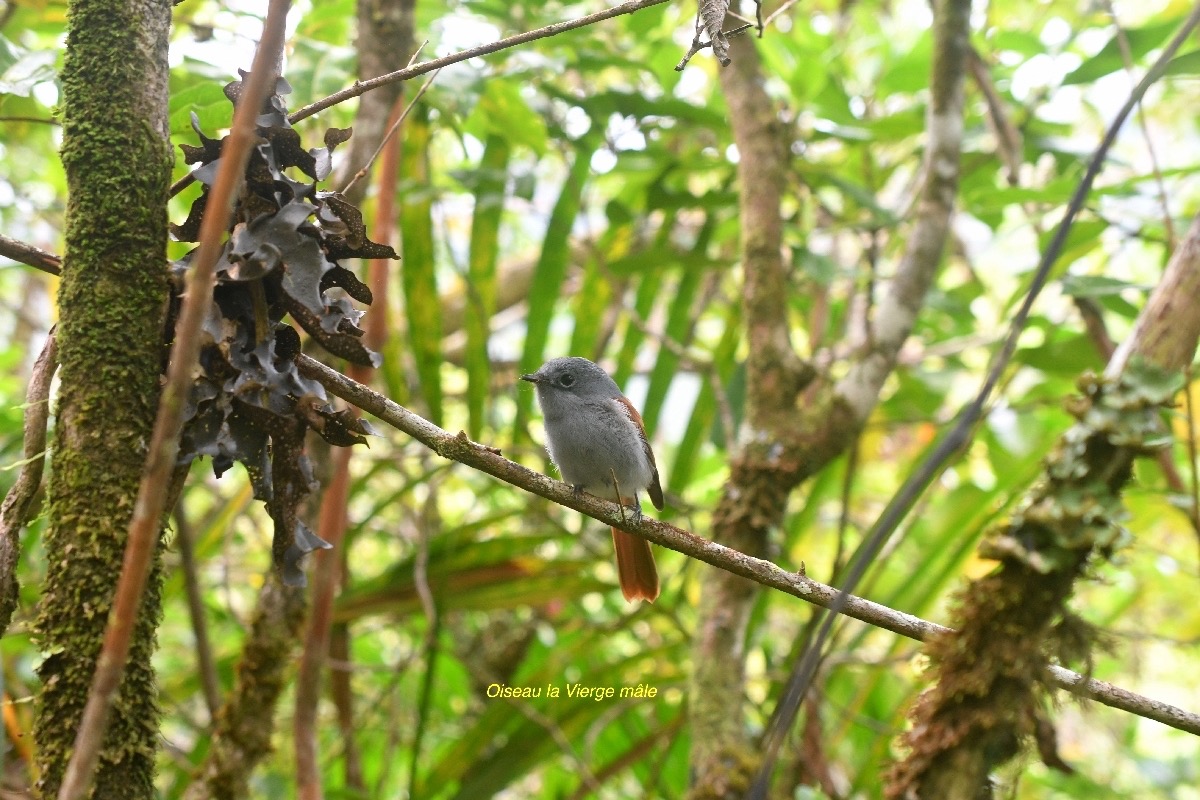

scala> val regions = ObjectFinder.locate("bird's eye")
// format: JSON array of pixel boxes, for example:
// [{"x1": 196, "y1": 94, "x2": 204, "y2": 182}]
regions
[{"x1": 559, "y1": 374, "x2": 575, "y2": 387}]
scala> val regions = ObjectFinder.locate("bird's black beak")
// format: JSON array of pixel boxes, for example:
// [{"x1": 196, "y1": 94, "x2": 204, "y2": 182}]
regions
[{"x1": 520, "y1": 373, "x2": 539, "y2": 383}]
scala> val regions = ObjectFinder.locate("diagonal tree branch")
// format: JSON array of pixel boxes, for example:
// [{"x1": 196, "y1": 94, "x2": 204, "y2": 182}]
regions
[{"x1": 293, "y1": 353, "x2": 1200, "y2": 738}]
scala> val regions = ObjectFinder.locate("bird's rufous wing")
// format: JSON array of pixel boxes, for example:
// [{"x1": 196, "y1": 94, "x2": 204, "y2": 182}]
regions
[{"x1": 613, "y1": 395, "x2": 664, "y2": 511}]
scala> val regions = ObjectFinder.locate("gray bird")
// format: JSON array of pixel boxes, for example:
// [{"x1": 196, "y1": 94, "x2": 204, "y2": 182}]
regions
[{"x1": 522, "y1": 357, "x2": 663, "y2": 601}]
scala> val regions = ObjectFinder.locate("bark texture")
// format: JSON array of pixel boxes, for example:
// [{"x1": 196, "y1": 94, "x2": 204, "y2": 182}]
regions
[{"x1": 33, "y1": 0, "x2": 173, "y2": 795}]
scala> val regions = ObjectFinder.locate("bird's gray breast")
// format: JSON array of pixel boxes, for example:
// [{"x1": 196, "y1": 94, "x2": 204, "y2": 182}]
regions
[{"x1": 541, "y1": 397, "x2": 652, "y2": 496}]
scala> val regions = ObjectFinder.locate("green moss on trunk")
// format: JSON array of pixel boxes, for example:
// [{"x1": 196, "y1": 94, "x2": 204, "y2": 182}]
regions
[{"x1": 33, "y1": 0, "x2": 173, "y2": 797}]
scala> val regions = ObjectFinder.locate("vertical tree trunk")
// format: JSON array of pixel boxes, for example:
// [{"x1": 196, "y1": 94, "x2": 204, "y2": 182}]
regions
[
  {"x1": 687, "y1": 24, "x2": 807, "y2": 798},
  {"x1": 687, "y1": 0, "x2": 971, "y2": 794},
  {"x1": 33, "y1": 0, "x2": 173, "y2": 796}
]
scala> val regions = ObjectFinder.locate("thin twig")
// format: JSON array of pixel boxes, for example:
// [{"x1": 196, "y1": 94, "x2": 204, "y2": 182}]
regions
[
  {"x1": 55, "y1": 3, "x2": 293, "y2": 797},
  {"x1": 967, "y1": 47, "x2": 1022, "y2": 185},
  {"x1": 0, "y1": 332, "x2": 57, "y2": 634},
  {"x1": 167, "y1": 0, "x2": 672, "y2": 201},
  {"x1": 565, "y1": 716, "x2": 685, "y2": 800},
  {"x1": 294, "y1": 353, "x2": 1200, "y2": 737},
  {"x1": 0, "y1": 115, "x2": 59, "y2": 125},
  {"x1": 173, "y1": 506, "x2": 221, "y2": 721},
  {"x1": 509, "y1": 696, "x2": 605, "y2": 795},
  {"x1": 0, "y1": 234, "x2": 61, "y2": 276},
  {"x1": 290, "y1": 0, "x2": 671, "y2": 124},
  {"x1": 295, "y1": 444, "x2": 353, "y2": 800},
  {"x1": 341, "y1": 68, "x2": 441, "y2": 195},
  {"x1": 460, "y1": 657, "x2": 607, "y2": 797},
  {"x1": 1103, "y1": 0, "x2": 1177, "y2": 249},
  {"x1": 328, "y1": 621, "x2": 364, "y2": 791},
  {"x1": 762, "y1": 0, "x2": 802, "y2": 29},
  {"x1": 674, "y1": 23, "x2": 754, "y2": 71}
]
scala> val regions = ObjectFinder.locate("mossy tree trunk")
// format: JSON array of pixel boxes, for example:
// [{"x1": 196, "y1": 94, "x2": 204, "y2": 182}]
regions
[{"x1": 33, "y1": 0, "x2": 173, "y2": 796}]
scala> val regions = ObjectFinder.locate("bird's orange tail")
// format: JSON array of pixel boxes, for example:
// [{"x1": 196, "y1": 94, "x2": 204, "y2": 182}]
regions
[{"x1": 611, "y1": 528, "x2": 659, "y2": 602}]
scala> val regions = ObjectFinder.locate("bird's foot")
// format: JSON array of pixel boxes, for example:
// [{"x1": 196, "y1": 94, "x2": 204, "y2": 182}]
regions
[{"x1": 627, "y1": 496, "x2": 643, "y2": 524}]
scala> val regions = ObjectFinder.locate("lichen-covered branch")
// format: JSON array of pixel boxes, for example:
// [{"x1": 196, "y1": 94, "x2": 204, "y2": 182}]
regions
[
  {"x1": 887, "y1": 211, "x2": 1200, "y2": 799},
  {"x1": 51, "y1": 3, "x2": 293, "y2": 796},
  {"x1": 686, "y1": 20, "x2": 812, "y2": 797}
]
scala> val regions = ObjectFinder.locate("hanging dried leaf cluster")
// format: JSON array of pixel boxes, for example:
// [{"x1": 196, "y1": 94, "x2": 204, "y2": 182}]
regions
[{"x1": 172, "y1": 74, "x2": 396, "y2": 586}]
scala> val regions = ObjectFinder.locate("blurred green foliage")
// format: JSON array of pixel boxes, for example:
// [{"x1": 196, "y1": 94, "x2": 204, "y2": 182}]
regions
[{"x1": 1, "y1": 0, "x2": 1200, "y2": 797}]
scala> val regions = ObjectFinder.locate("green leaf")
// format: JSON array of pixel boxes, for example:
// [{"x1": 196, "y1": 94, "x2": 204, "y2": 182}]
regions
[
  {"x1": 878, "y1": 35, "x2": 932, "y2": 95},
  {"x1": 641, "y1": 218, "x2": 714, "y2": 436},
  {"x1": 1016, "y1": 332, "x2": 1105, "y2": 374},
  {"x1": 1063, "y1": 15, "x2": 1185, "y2": 85},
  {"x1": 0, "y1": 34, "x2": 56, "y2": 97},
  {"x1": 515, "y1": 141, "x2": 596, "y2": 435},
  {"x1": 1163, "y1": 48, "x2": 1200, "y2": 75},
  {"x1": 168, "y1": 82, "x2": 230, "y2": 137},
  {"x1": 464, "y1": 134, "x2": 511, "y2": 438},
  {"x1": 399, "y1": 103, "x2": 444, "y2": 424},
  {"x1": 464, "y1": 78, "x2": 549, "y2": 155},
  {"x1": 1060, "y1": 274, "x2": 1150, "y2": 299}
]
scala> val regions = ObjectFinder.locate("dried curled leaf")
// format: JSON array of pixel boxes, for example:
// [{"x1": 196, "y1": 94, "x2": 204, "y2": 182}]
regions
[{"x1": 698, "y1": 0, "x2": 732, "y2": 66}]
